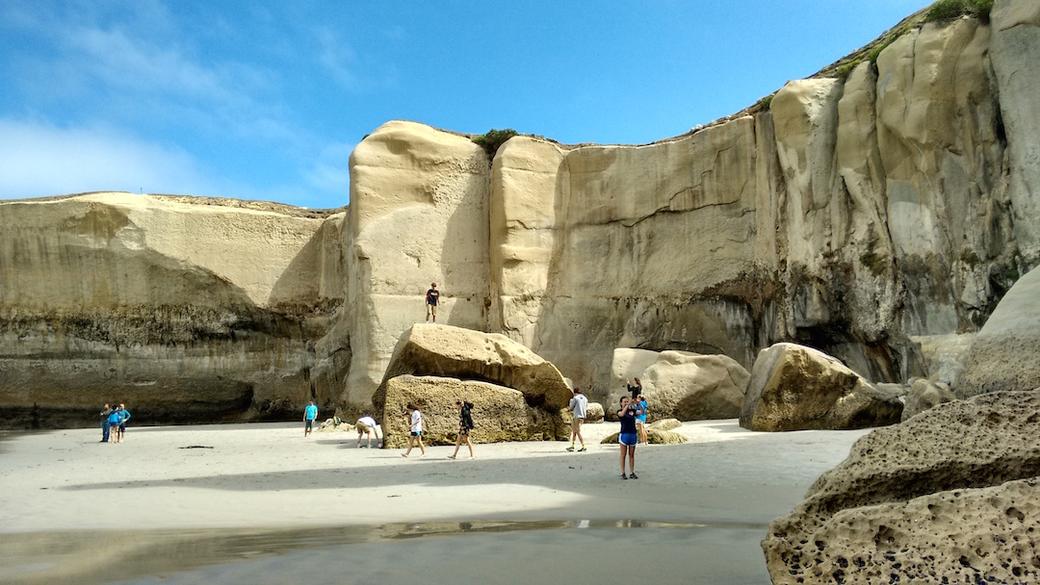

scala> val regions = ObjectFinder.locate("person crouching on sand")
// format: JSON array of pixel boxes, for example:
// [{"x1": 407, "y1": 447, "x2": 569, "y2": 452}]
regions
[
  {"x1": 449, "y1": 400, "x2": 475, "y2": 459},
  {"x1": 355, "y1": 415, "x2": 382, "y2": 448},
  {"x1": 303, "y1": 401, "x2": 318, "y2": 437},
  {"x1": 402, "y1": 403, "x2": 426, "y2": 457},
  {"x1": 616, "y1": 396, "x2": 643, "y2": 479}
]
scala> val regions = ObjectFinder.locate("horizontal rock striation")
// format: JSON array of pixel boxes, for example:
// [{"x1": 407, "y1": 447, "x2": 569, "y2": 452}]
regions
[{"x1": 0, "y1": 193, "x2": 346, "y2": 428}]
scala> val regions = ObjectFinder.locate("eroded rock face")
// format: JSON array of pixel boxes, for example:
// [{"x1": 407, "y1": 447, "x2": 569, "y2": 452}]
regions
[
  {"x1": 0, "y1": 193, "x2": 345, "y2": 428},
  {"x1": 901, "y1": 377, "x2": 955, "y2": 421},
  {"x1": 373, "y1": 323, "x2": 573, "y2": 410},
  {"x1": 740, "y1": 343, "x2": 902, "y2": 431},
  {"x1": 608, "y1": 349, "x2": 749, "y2": 421},
  {"x1": 957, "y1": 266, "x2": 1040, "y2": 397},
  {"x1": 763, "y1": 389, "x2": 1040, "y2": 584},
  {"x1": 378, "y1": 375, "x2": 563, "y2": 448}
]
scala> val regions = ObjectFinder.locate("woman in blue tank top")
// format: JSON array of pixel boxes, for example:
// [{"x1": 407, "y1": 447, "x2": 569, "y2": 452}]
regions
[{"x1": 616, "y1": 396, "x2": 644, "y2": 479}]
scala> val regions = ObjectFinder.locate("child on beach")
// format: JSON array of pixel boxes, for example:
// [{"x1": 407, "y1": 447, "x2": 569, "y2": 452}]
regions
[
  {"x1": 616, "y1": 396, "x2": 644, "y2": 479},
  {"x1": 116, "y1": 403, "x2": 131, "y2": 442},
  {"x1": 402, "y1": 403, "x2": 426, "y2": 457},
  {"x1": 106, "y1": 405, "x2": 123, "y2": 444},
  {"x1": 355, "y1": 415, "x2": 382, "y2": 448},
  {"x1": 99, "y1": 403, "x2": 111, "y2": 443},
  {"x1": 303, "y1": 401, "x2": 318, "y2": 437},
  {"x1": 449, "y1": 400, "x2": 475, "y2": 459},
  {"x1": 636, "y1": 394, "x2": 649, "y2": 444}
]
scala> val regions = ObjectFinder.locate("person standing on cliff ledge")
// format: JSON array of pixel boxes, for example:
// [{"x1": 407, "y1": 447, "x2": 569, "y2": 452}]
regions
[
  {"x1": 425, "y1": 282, "x2": 440, "y2": 322},
  {"x1": 303, "y1": 401, "x2": 318, "y2": 437}
]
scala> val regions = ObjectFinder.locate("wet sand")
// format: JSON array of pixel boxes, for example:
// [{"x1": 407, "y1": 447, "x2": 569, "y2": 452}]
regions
[{"x1": 0, "y1": 420, "x2": 868, "y2": 584}]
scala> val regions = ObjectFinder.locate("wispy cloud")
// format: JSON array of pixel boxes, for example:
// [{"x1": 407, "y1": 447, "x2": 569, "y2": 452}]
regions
[
  {"x1": 0, "y1": 118, "x2": 228, "y2": 197},
  {"x1": 304, "y1": 142, "x2": 355, "y2": 195}
]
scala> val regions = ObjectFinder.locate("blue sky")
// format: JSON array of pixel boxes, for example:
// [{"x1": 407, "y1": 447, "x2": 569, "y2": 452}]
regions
[{"x1": 0, "y1": 0, "x2": 929, "y2": 209}]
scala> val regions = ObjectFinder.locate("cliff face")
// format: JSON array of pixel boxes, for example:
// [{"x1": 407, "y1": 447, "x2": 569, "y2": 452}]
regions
[
  {"x1": 344, "y1": 2, "x2": 1038, "y2": 405},
  {"x1": 3, "y1": 1, "x2": 1038, "y2": 425},
  {"x1": 0, "y1": 193, "x2": 345, "y2": 427}
]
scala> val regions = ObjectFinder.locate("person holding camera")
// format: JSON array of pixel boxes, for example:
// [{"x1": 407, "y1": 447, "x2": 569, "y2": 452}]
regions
[
  {"x1": 448, "y1": 400, "x2": 476, "y2": 459},
  {"x1": 616, "y1": 395, "x2": 644, "y2": 479}
]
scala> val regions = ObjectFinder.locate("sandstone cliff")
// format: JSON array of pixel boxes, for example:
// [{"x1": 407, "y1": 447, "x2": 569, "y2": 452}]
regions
[
  {"x1": 3, "y1": 0, "x2": 1038, "y2": 425},
  {"x1": 0, "y1": 193, "x2": 345, "y2": 427}
]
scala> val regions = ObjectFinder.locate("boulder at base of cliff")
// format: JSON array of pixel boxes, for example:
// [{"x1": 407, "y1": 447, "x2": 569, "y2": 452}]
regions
[
  {"x1": 379, "y1": 375, "x2": 565, "y2": 448},
  {"x1": 649, "y1": 418, "x2": 682, "y2": 431},
  {"x1": 601, "y1": 429, "x2": 687, "y2": 445},
  {"x1": 375, "y1": 324, "x2": 573, "y2": 410},
  {"x1": 763, "y1": 389, "x2": 1040, "y2": 584},
  {"x1": 584, "y1": 402, "x2": 604, "y2": 423},
  {"x1": 956, "y1": 265, "x2": 1040, "y2": 397},
  {"x1": 901, "y1": 377, "x2": 956, "y2": 421},
  {"x1": 739, "y1": 343, "x2": 902, "y2": 431},
  {"x1": 609, "y1": 349, "x2": 750, "y2": 421}
]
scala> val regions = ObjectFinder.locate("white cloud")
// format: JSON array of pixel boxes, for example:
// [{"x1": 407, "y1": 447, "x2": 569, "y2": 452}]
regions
[
  {"x1": 303, "y1": 142, "x2": 354, "y2": 195},
  {"x1": 0, "y1": 118, "x2": 229, "y2": 198}
]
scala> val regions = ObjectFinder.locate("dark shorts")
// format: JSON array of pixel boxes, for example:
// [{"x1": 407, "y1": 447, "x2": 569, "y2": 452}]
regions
[
  {"x1": 619, "y1": 432, "x2": 638, "y2": 447},
  {"x1": 459, "y1": 426, "x2": 471, "y2": 436},
  {"x1": 119, "y1": 424, "x2": 126, "y2": 431},
  {"x1": 410, "y1": 431, "x2": 422, "y2": 437},
  {"x1": 305, "y1": 420, "x2": 314, "y2": 430}
]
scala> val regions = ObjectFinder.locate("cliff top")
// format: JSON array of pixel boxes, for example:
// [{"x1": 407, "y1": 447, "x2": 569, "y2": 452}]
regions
[{"x1": 0, "y1": 191, "x2": 346, "y2": 219}]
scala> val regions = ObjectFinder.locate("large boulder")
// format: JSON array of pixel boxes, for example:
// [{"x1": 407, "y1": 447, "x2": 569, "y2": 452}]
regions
[
  {"x1": 601, "y1": 429, "x2": 687, "y2": 445},
  {"x1": 956, "y1": 265, "x2": 1040, "y2": 397},
  {"x1": 378, "y1": 375, "x2": 565, "y2": 448},
  {"x1": 584, "y1": 402, "x2": 604, "y2": 423},
  {"x1": 763, "y1": 389, "x2": 1040, "y2": 584},
  {"x1": 740, "y1": 343, "x2": 902, "y2": 431},
  {"x1": 649, "y1": 418, "x2": 682, "y2": 431},
  {"x1": 374, "y1": 324, "x2": 573, "y2": 410},
  {"x1": 901, "y1": 377, "x2": 956, "y2": 421},
  {"x1": 608, "y1": 349, "x2": 750, "y2": 421}
]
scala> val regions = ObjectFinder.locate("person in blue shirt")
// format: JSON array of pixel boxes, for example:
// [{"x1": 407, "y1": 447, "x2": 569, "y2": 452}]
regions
[
  {"x1": 616, "y1": 396, "x2": 644, "y2": 480},
  {"x1": 303, "y1": 401, "x2": 319, "y2": 437},
  {"x1": 99, "y1": 403, "x2": 112, "y2": 443},
  {"x1": 636, "y1": 394, "x2": 649, "y2": 444},
  {"x1": 116, "y1": 403, "x2": 131, "y2": 442},
  {"x1": 107, "y1": 407, "x2": 124, "y2": 444}
]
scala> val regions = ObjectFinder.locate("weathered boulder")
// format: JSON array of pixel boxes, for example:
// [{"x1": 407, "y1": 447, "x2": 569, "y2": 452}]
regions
[
  {"x1": 910, "y1": 332, "x2": 974, "y2": 385},
  {"x1": 956, "y1": 265, "x2": 1040, "y2": 397},
  {"x1": 378, "y1": 375, "x2": 565, "y2": 448},
  {"x1": 374, "y1": 323, "x2": 573, "y2": 410},
  {"x1": 740, "y1": 343, "x2": 902, "y2": 431},
  {"x1": 584, "y1": 402, "x2": 604, "y2": 423},
  {"x1": 901, "y1": 377, "x2": 956, "y2": 421},
  {"x1": 763, "y1": 389, "x2": 1040, "y2": 584},
  {"x1": 649, "y1": 418, "x2": 682, "y2": 431},
  {"x1": 601, "y1": 428, "x2": 687, "y2": 445},
  {"x1": 608, "y1": 349, "x2": 750, "y2": 421}
]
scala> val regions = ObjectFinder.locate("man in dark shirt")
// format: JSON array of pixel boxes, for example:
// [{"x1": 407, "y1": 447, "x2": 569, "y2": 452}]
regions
[{"x1": 425, "y1": 282, "x2": 440, "y2": 322}]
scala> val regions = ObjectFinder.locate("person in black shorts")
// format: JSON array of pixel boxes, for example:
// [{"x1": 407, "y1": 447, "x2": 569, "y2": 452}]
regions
[
  {"x1": 425, "y1": 282, "x2": 440, "y2": 322},
  {"x1": 449, "y1": 400, "x2": 475, "y2": 459}
]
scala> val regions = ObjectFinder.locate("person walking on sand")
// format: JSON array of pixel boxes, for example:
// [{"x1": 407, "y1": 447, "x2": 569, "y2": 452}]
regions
[
  {"x1": 425, "y1": 282, "x2": 440, "y2": 322},
  {"x1": 635, "y1": 394, "x2": 649, "y2": 444},
  {"x1": 99, "y1": 403, "x2": 112, "y2": 443},
  {"x1": 449, "y1": 400, "x2": 476, "y2": 459},
  {"x1": 355, "y1": 415, "x2": 382, "y2": 448},
  {"x1": 616, "y1": 396, "x2": 644, "y2": 479},
  {"x1": 303, "y1": 401, "x2": 319, "y2": 437},
  {"x1": 566, "y1": 387, "x2": 588, "y2": 452},
  {"x1": 627, "y1": 378, "x2": 643, "y2": 400},
  {"x1": 106, "y1": 405, "x2": 123, "y2": 444},
  {"x1": 115, "y1": 403, "x2": 131, "y2": 443},
  {"x1": 402, "y1": 403, "x2": 426, "y2": 457}
]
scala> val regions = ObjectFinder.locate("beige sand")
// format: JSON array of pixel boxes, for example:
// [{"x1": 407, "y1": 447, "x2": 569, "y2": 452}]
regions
[{"x1": 0, "y1": 420, "x2": 867, "y2": 533}]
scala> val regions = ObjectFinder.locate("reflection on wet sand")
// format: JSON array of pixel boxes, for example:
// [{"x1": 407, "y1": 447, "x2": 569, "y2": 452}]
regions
[{"x1": 1, "y1": 520, "x2": 766, "y2": 585}]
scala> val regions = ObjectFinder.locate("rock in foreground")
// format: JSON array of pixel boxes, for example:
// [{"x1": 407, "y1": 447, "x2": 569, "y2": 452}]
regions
[
  {"x1": 763, "y1": 389, "x2": 1040, "y2": 584},
  {"x1": 740, "y1": 343, "x2": 902, "y2": 431},
  {"x1": 601, "y1": 429, "x2": 687, "y2": 445}
]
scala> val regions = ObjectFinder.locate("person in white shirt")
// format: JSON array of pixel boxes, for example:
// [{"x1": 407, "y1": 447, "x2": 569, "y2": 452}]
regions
[
  {"x1": 566, "y1": 387, "x2": 588, "y2": 452},
  {"x1": 355, "y1": 415, "x2": 382, "y2": 448},
  {"x1": 401, "y1": 403, "x2": 426, "y2": 457}
]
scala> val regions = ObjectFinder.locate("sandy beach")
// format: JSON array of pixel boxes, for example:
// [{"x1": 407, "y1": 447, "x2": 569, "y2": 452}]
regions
[{"x1": 0, "y1": 420, "x2": 868, "y2": 584}]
